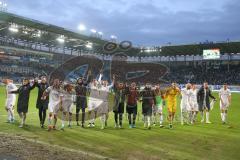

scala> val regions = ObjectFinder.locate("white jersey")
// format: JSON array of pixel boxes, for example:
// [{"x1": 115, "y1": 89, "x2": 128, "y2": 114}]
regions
[
  {"x1": 189, "y1": 89, "x2": 199, "y2": 111},
  {"x1": 219, "y1": 88, "x2": 231, "y2": 102},
  {"x1": 190, "y1": 89, "x2": 198, "y2": 104},
  {"x1": 61, "y1": 90, "x2": 74, "y2": 113},
  {"x1": 5, "y1": 83, "x2": 18, "y2": 107},
  {"x1": 180, "y1": 88, "x2": 191, "y2": 111},
  {"x1": 219, "y1": 88, "x2": 231, "y2": 109},
  {"x1": 6, "y1": 83, "x2": 18, "y2": 101},
  {"x1": 45, "y1": 86, "x2": 62, "y2": 113},
  {"x1": 88, "y1": 83, "x2": 103, "y2": 111}
]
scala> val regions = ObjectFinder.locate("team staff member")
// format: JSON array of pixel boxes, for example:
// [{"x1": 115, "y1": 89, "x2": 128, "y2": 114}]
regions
[
  {"x1": 113, "y1": 81, "x2": 126, "y2": 128},
  {"x1": 35, "y1": 76, "x2": 49, "y2": 128},
  {"x1": 197, "y1": 82, "x2": 216, "y2": 124}
]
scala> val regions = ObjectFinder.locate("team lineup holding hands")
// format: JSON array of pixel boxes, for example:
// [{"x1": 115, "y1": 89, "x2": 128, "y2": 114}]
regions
[{"x1": 3, "y1": 73, "x2": 232, "y2": 131}]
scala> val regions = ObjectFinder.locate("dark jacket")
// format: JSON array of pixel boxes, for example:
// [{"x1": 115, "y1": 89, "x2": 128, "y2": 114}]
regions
[
  {"x1": 197, "y1": 86, "x2": 216, "y2": 109},
  {"x1": 113, "y1": 84, "x2": 126, "y2": 111},
  {"x1": 11, "y1": 82, "x2": 35, "y2": 113},
  {"x1": 36, "y1": 82, "x2": 49, "y2": 109}
]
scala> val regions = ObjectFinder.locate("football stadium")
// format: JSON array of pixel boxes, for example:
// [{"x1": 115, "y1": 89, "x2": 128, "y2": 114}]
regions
[{"x1": 0, "y1": 1, "x2": 240, "y2": 160}]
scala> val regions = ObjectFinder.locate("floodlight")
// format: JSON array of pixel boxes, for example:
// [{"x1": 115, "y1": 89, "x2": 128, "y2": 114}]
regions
[
  {"x1": 78, "y1": 24, "x2": 86, "y2": 31},
  {"x1": 57, "y1": 35, "x2": 65, "y2": 43},
  {"x1": 85, "y1": 42, "x2": 93, "y2": 49}
]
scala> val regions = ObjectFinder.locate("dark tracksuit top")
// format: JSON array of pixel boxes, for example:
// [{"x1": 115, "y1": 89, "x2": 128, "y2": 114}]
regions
[
  {"x1": 11, "y1": 82, "x2": 35, "y2": 113},
  {"x1": 36, "y1": 82, "x2": 49, "y2": 110}
]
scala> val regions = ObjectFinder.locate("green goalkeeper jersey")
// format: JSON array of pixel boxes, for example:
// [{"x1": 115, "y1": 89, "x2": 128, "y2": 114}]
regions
[{"x1": 155, "y1": 95, "x2": 162, "y2": 107}]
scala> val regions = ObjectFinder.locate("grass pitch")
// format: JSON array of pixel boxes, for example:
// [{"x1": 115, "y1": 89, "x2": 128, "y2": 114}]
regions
[{"x1": 0, "y1": 86, "x2": 240, "y2": 160}]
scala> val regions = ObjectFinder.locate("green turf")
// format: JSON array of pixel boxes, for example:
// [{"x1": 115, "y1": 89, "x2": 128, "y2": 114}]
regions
[{"x1": 0, "y1": 86, "x2": 240, "y2": 160}]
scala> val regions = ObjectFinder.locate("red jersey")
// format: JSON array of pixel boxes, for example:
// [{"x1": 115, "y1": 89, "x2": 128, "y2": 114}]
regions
[{"x1": 127, "y1": 89, "x2": 138, "y2": 106}]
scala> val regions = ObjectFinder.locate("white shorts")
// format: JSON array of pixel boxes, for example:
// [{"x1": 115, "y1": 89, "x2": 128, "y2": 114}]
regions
[
  {"x1": 63, "y1": 104, "x2": 74, "y2": 113},
  {"x1": 181, "y1": 102, "x2": 190, "y2": 112},
  {"x1": 5, "y1": 99, "x2": 16, "y2": 109},
  {"x1": 88, "y1": 98, "x2": 103, "y2": 111},
  {"x1": 191, "y1": 102, "x2": 199, "y2": 111},
  {"x1": 48, "y1": 101, "x2": 60, "y2": 113},
  {"x1": 220, "y1": 101, "x2": 229, "y2": 110}
]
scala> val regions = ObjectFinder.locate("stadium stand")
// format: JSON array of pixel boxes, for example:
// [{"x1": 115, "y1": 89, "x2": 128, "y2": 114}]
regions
[{"x1": 0, "y1": 11, "x2": 240, "y2": 85}]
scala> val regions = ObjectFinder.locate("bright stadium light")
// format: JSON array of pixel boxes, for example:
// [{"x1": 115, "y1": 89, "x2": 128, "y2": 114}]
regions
[
  {"x1": 9, "y1": 24, "x2": 18, "y2": 33},
  {"x1": 85, "y1": 42, "x2": 93, "y2": 49},
  {"x1": 110, "y1": 35, "x2": 117, "y2": 39},
  {"x1": 98, "y1": 31, "x2": 103, "y2": 35},
  {"x1": 78, "y1": 24, "x2": 86, "y2": 31},
  {"x1": 57, "y1": 35, "x2": 65, "y2": 43},
  {"x1": 36, "y1": 30, "x2": 41, "y2": 37},
  {"x1": 90, "y1": 29, "x2": 97, "y2": 33},
  {"x1": 9, "y1": 27, "x2": 18, "y2": 33},
  {"x1": 23, "y1": 30, "x2": 28, "y2": 34}
]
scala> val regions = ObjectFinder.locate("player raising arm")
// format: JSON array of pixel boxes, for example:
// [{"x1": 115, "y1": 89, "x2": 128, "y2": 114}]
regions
[
  {"x1": 42, "y1": 79, "x2": 62, "y2": 131},
  {"x1": 10, "y1": 78, "x2": 36, "y2": 128},
  {"x1": 35, "y1": 76, "x2": 49, "y2": 128}
]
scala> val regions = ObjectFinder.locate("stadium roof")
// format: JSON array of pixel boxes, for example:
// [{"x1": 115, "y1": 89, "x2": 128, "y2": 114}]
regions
[
  {"x1": 0, "y1": 11, "x2": 109, "y2": 51},
  {"x1": 0, "y1": 11, "x2": 240, "y2": 57}
]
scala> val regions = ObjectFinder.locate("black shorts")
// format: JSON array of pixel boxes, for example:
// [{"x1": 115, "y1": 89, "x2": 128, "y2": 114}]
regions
[
  {"x1": 127, "y1": 104, "x2": 137, "y2": 114},
  {"x1": 142, "y1": 105, "x2": 152, "y2": 116},
  {"x1": 76, "y1": 98, "x2": 87, "y2": 109}
]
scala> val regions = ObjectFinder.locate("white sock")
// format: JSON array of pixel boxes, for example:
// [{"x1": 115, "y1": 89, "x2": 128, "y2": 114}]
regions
[
  {"x1": 7, "y1": 110, "x2": 11, "y2": 121},
  {"x1": 223, "y1": 113, "x2": 226, "y2": 122},
  {"x1": 181, "y1": 111, "x2": 184, "y2": 124},
  {"x1": 221, "y1": 113, "x2": 224, "y2": 121},
  {"x1": 206, "y1": 112, "x2": 210, "y2": 122},
  {"x1": 147, "y1": 116, "x2": 151, "y2": 127},
  {"x1": 62, "y1": 113, "x2": 66, "y2": 127},
  {"x1": 160, "y1": 114, "x2": 163, "y2": 125}
]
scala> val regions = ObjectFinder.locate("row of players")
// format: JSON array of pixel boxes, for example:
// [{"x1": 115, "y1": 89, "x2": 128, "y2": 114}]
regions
[{"x1": 3, "y1": 75, "x2": 231, "y2": 130}]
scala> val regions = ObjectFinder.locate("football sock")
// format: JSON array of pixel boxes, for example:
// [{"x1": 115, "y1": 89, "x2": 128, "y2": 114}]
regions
[
  {"x1": 160, "y1": 114, "x2": 163, "y2": 125},
  {"x1": 147, "y1": 116, "x2": 151, "y2": 127},
  {"x1": 221, "y1": 113, "x2": 224, "y2": 121},
  {"x1": 206, "y1": 112, "x2": 210, "y2": 122}
]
